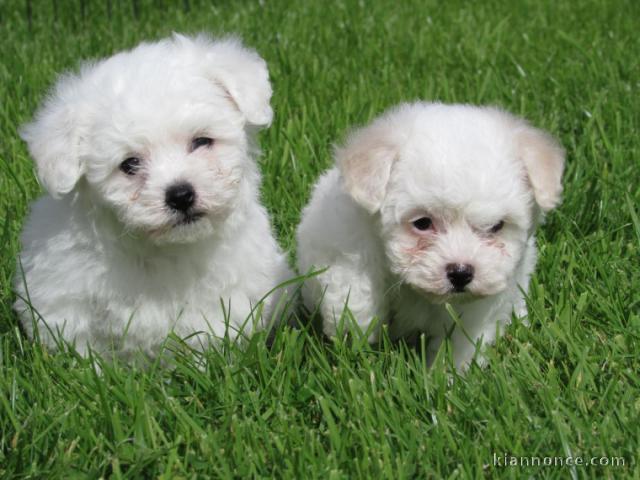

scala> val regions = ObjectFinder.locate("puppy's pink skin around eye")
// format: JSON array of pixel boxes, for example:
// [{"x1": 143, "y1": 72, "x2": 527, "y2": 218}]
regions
[
  {"x1": 402, "y1": 228, "x2": 436, "y2": 257},
  {"x1": 484, "y1": 237, "x2": 510, "y2": 256},
  {"x1": 407, "y1": 216, "x2": 439, "y2": 235},
  {"x1": 411, "y1": 225, "x2": 432, "y2": 236},
  {"x1": 404, "y1": 243, "x2": 429, "y2": 258}
]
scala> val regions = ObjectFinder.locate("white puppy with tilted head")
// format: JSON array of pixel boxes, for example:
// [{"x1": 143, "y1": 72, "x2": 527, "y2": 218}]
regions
[
  {"x1": 15, "y1": 34, "x2": 291, "y2": 357},
  {"x1": 297, "y1": 102, "x2": 564, "y2": 370}
]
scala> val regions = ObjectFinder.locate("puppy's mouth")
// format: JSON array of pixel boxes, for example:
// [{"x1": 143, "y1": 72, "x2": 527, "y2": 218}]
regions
[
  {"x1": 432, "y1": 290, "x2": 479, "y2": 304},
  {"x1": 415, "y1": 286, "x2": 482, "y2": 304},
  {"x1": 175, "y1": 210, "x2": 206, "y2": 227},
  {"x1": 447, "y1": 288, "x2": 477, "y2": 301},
  {"x1": 440, "y1": 283, "x2": 508, "y2": 302}
]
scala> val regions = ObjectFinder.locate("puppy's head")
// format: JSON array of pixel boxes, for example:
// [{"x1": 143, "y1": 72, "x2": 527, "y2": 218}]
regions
[
  {"x1": 338, "y1": 103, "x2": 564, "y2": 301},
  {"x1": 21, "y1": 34, "x2": 273, "y2": 244}
]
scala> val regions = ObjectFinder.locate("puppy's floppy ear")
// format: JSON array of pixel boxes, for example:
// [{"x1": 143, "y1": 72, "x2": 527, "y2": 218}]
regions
[
  {"x1": 20, "y1": 74, "x2": 86, "y2": 198},
  {"x1": 515, "y1": 123, "x2": 565, "y2": 212},
  {"x1": 337, "y1": 119, "x2": 399, "y2": 213},
  {"x1": 184, "y1": 34, "x2": 273, "y2": 127}
]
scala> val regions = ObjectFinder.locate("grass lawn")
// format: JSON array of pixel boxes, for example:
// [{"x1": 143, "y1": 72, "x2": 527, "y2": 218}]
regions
[{"x1": 1, "y1": 0, "x2": 639, "y2": 477}]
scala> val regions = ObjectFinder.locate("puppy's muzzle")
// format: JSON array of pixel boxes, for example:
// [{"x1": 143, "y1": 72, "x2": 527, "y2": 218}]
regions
[
  {"x1": 446, "y1": 263, "x2": 474, "y2": 292},
  {"x1": 165, "y1": 182, "x2": 196, "y2": 212}
]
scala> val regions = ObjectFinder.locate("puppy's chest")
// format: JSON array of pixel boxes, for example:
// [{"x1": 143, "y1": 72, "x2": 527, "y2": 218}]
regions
[
  {"x1": 390, "y1": 288, "x2": 447, "y2": 336},
  {"x1": 100, "y1": 252, "x2": 218, "y2": 305},
  {"x1": 390, "y1": 285, "x2": 518, "y2": 339}
]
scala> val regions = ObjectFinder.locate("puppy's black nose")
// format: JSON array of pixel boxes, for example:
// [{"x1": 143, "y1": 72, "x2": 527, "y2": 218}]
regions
[
  {"x1": 165, "y1": 182, "x2": 195, "y2": 212},
  {"x1": 446, "y1": 263, "x2": 474, "y2": 291}
]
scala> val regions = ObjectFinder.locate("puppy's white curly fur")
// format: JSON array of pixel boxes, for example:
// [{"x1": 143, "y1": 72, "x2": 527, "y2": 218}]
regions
[
  {"x1": 15, "y1": 34, "x2": 291, "y2": 357},
  {"x1": 297, "y1": 102, "x2": 564, "y2": 370}
]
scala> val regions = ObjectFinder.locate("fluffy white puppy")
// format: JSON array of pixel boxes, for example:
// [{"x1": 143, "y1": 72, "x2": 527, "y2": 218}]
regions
[
  {"x1": 297, "y1": 102, "x2": 564, "y2": 369},
  {"x1": 14, "y1": 34, "x2": 291, "y2": 357}
]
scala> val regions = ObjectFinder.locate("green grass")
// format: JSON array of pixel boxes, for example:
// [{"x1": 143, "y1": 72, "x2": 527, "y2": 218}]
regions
[{"x1": 1, "y1": 0, "x2": 639, "y2": 478}]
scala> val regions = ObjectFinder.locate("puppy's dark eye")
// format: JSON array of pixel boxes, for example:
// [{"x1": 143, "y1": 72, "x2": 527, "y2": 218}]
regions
[
  {"x1": 120, "y1": 157, "x2": 142, "y2": 176},
  {"x1": 412, "y1": 217, "x2": 433, "y2": 231},
  {"x1": 191, "y1": 137, "x2": 214, "y2": 151},
  {"x1": 490, "y1": 220, "x2": 505, "y2": 233}
]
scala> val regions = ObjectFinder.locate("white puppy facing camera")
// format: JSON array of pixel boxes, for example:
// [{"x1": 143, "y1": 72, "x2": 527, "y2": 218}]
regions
[
  {"x1": 297, "y1": 102, "x2": 564, "y2": 369},
  {"x1": 15, "y1": 34, "x2": 291, "y2": 357}
]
